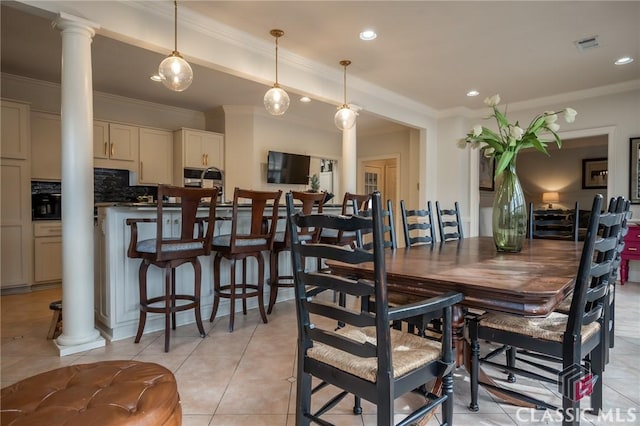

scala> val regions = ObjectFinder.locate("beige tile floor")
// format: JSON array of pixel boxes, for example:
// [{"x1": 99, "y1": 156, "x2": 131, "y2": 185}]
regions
[{"x1": 1, "y1": 283, "x2": 639, "y2": 425}]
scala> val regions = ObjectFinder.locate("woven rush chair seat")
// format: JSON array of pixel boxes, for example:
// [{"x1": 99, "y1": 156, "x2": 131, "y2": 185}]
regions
[
  {"x1": 308, "y1": 326, "x2": 442, "y2": 382},
  {"x1": 0, "y1": 361, "x2": 181, "y2": 426},
  {"x1": 478, "y1": 311, "x2": 600, "y2": 343}
]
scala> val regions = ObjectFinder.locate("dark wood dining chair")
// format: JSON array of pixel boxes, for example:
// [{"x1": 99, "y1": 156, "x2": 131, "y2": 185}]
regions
[
  {"x1": 318, "y1": 192, "x2": 371, "y2": 247},
  {"x1": 209, "y1": 187, "x2": 281, "y2": 332},
  {"x1": 467, "y1": 194, "x2": 623, "y2": 422},
  {"x1": 528, "y1": 201, "x2": 580, "y2": 241},
  {"x1": 267, "y1": 190, "x2": 326, "y2": 314},
  {"x1": 358, "y1": 199, "x2": 397, "y2": 250},
  {"x1": 126, "y1": 185, "x2": 218, "y2": 352},
  {"x1": 435, "y1": 201, "x2": 463, "y2": 242},
  {"x1": 287, "y1": 190, "x2": 463, "y2": 426},
  {"x1": 400, "y1": 200, "x2": 436, "y2": 247}
]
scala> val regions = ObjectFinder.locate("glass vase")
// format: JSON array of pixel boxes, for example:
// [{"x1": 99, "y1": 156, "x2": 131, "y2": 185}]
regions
[{"x1": 492, "y1": 164, "x2": 527, "y2": 252}]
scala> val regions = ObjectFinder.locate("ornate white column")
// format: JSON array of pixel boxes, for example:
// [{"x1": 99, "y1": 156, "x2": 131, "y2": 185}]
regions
[
  {"x1": 341, "y1": 125, "x2": 357, "y2": 195},
  {"x1": 53, "y1": 13, "x2": 105, "y2": 355}
]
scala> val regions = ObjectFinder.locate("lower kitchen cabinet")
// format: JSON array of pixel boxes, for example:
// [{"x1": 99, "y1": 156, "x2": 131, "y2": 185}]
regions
[{"x1": 33, "y1": 221, "x2": 62, "y2": 283}]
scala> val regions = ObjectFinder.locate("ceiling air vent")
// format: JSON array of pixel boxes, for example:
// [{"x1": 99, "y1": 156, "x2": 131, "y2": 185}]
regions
[{"x1": 575, "y1": 35, "x2": 600, "y2": 53}]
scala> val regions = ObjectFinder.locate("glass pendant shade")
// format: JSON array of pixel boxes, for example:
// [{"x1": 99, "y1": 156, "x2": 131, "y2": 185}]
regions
[
  {"x1": 159, "y1": 53, "x2": 193, "y2": 92},
  {"x1": 264, "y1": 85, "x2": 290, "y2": 116},
  {"x1": 265, "y1": 29, "x2": 289, "y2": 116},
  {"x1": 335, "y1": 60, "x2": 356, "y2": 130},
  {"x1": 334, "y1": 106, "x2": 356, "y2": 130}
]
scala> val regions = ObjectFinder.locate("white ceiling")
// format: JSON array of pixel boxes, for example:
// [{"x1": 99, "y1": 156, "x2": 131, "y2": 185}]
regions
[{"x1": 1, "y1": 1, "x2": 639, "y2": 133}]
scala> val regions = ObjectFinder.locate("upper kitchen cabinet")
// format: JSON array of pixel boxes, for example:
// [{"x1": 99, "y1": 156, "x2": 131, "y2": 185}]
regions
[
  {"x1": 173, "y1": 128, "x2": 224, "y2": 173},
  {"x1": 94, "y1": 121, "x2": 139, "y2": 171},
  {"x1": 1, "y1": 99, "x2": 32, "y2": 291},
  {"x1": 31, "y1": 111, "x2": 61, "y2": 180},
  {"x1": 1, "y1": 100, "x2": 30, "y2": 160},
  {"x1": 138, "y1": 127, "x2": 173, "y2": 185}
]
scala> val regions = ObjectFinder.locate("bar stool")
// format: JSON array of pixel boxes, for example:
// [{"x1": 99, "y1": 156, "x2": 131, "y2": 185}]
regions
[
  {"x1": 126, "y1": 185, "x2": 218, "y2": 352},
  {"x1": 209, "y1": 188, "x2": 281, "y2": 332},
  {"x1": 267, "y1": 191, "x2": 326, "y2": 314}
]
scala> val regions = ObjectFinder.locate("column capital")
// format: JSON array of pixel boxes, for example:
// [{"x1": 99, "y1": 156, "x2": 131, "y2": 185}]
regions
[{"x1": 53, "y1": 12, "x2": 100, "y2": 37}]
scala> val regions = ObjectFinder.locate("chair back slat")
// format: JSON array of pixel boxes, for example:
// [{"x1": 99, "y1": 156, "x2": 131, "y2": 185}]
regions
[
  {"x1": 301, "y1": 272, "x2": 375, "y2": 297},
  {"x1": 401, "y1": 200, "x2": 435, "y2": 247},
  {"x1": 305, "y1": 300, "x2": 376, "y2": 328}
]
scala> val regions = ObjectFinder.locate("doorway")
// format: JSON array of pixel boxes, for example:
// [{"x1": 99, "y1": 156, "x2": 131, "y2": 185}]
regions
[{"x1": 359, "y1": 156, "x2": 400, "y2": 243}]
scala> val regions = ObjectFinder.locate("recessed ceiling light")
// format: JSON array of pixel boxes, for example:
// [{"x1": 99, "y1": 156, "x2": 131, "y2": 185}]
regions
[
  {"x1": 299, "y1": 96, "x2": 311, "y2": 103},
  {"x1": 614, "y1": 56, "x2": 634, "y2": 65},
  {"x1": 359, "y1": 30, "x2": 377, "y2": 41},
  {"x1": 467, "y1": 90, "x2": 480, "y2": 97},
  {"x1": 150, "y1": 75, "x2": 162, "y2": 82}
]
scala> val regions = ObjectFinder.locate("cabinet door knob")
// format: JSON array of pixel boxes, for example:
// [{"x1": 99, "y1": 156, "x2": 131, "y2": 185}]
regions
[
  {"x1": 104, "y1": 142, "x2": 108, "y2": 156},
  {"x1": 174, "y1": 219, "x2": 179, "y2": 224},
  {"x1": 111, "y1": 143, "x2": 115, "y2": 157}
]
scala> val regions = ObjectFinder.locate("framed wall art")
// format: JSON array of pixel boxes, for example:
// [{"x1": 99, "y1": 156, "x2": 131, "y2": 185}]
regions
[
  {"x1": 631, "y1": 137, "x2": 640, "y2": 204},
  {"x1": 479, "y1": 149, "x2": 495, "y2": 191},
  {"x1": 581, "y1": 158, "x2": 608, "y2": 189}
]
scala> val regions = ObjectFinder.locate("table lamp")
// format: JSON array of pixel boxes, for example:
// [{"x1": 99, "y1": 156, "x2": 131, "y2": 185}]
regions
[{"x1": 542, "y1": 192, "x2": 559, "y2": 209}]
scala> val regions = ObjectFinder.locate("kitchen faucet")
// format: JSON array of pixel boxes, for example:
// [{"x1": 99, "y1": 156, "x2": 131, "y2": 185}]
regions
[{"x1": 200, "y1": 166, "x2": 222, "y2": 187}]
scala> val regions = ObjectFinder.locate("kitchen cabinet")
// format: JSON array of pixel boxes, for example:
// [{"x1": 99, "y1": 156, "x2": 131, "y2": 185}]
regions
[
  {"x1": 138, "y1": 127, "x2": 173, "y2": 185},
  {"x1": 1, "y1": 100, "x2": 30, "y2": 160},
  {"x1": 33, "y1": 221, "x2": 62, "y2": 283},
  {"x1": 31, "y1": 111, "x2": 61, "y2": 180},
  {"x1": 173, "y1": 128, "x2": 223, "y2": 178},
  {"x1": 94, "y1": 121, "x2": 139, "y2": 171},
  {"x1": 1, "y1": 99, "x2": 32, "y2": 291}
]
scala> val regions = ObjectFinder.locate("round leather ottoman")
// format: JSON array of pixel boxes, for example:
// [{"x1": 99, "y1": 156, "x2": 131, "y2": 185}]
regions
[{"x1": 0, "y1": 360, "x2": 181, "y2": 426}]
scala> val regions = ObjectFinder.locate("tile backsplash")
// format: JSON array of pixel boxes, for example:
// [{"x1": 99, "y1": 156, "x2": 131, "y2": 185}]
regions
[
  {"x1": 32, "y1": 169, "x2": 159, "y2": 203},
  {"x1": 94, "y1": 168, "x2": 157, "y2": 203}
]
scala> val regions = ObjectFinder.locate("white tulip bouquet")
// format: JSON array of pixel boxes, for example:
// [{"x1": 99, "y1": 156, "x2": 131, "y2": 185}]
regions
[{"x1": 459, "y1": 94, "x2": 577, "y2": 178}]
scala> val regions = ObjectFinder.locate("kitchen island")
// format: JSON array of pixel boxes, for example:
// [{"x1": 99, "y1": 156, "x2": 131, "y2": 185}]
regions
[{"x1": 94, "y1": 203, "x2": 341, "y2": 341}]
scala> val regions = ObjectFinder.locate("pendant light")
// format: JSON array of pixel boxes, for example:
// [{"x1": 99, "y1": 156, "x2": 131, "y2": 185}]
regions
[
  {"x1": 158, "y1": 0, "x2": 193, "y2": 92},
  {"x1": 334, "y1": 60, "x2": 357, "y2": 130},
  {"x1": 264, "y1": 29, "x2": 290, "y2": 116}
]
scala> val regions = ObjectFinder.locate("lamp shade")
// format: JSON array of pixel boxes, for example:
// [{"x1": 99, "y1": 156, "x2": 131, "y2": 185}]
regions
[
  {"x1": 159, "y1": 53, "x2": 193, "y2": 92},
  {"x1": 542, "y1": 192, "x2": 559, "y2": 208},
  {"x1": 542, "y1": 192, "x2": 559, "y2": 203}
]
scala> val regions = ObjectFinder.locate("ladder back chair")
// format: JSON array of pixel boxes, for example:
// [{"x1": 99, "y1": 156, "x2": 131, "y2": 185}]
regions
[
  {"x1": 287, "y1": 190, "x2": 463, "y2": 426},
  {"x1": 126, "y1": 185, "x2": 218, "y2": 352},
  {"x1": 528, "y1": 201, "x2": 580, "y2": 242},
  {"x1": 435, "y1": 201, "x2": 463, "y2": 242},
  {"x1": 401, "y1": 200, "x2": 436, "y2": 247},
  {"x1": 358, "y1": 199, "x2": 397, "y2": 250},
  {"x1": 209, "y1": 187, "x2": 281, "y2": 332},
  {"x1": 267, "y1": 190, "x2": 326, "y2": 314},
  {"x1": 467, "y1": 194, "x2": 623, "y2": 424}
]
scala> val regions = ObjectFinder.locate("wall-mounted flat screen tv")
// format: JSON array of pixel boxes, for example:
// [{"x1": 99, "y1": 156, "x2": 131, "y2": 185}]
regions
[{"x1": 267, "y1": 150, "x2": 311, "y2": 184}]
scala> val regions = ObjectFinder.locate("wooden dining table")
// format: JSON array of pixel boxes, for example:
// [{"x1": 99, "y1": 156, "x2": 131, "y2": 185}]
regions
[{"x1": 327, "y1": 236, "x2": 582, "y2": 367}]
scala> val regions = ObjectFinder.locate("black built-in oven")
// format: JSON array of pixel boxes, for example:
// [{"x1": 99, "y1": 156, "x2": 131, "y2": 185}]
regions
[{"x1": 32, "y1": 193, "x2": 62, "y2": 220}]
